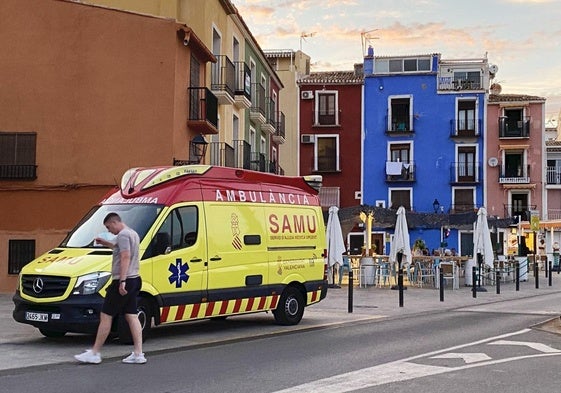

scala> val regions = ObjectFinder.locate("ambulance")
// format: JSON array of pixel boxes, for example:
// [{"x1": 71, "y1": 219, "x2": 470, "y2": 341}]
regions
[{"x1": 13, "y1": 165, "x2": 328, "y2": 340}]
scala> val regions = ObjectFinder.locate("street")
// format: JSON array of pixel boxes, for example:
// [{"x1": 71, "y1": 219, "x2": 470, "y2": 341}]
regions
[{"x1": 1, "y1": 293, "x2": 560, "y2": 393}]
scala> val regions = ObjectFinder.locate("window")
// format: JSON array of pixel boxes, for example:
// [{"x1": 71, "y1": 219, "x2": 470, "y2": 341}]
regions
[
  {"x1": 457, "y1": 100, "x2": 476, "y2": 135},
  {"x1": 375, "y1": 57, "x2": 431, "y2": 73},
  {"x1": 499, "y1": 108, "x2": 529, "y2": 138},
  {"x1": 547, "y1": 159, "x2": 561, "y2": 184},
  {"x1": 8, "y1": 239, "x2": 35, "y2": 274},
  {"x1": 315, "y1": 91, "x2": 338, "y2": 126},
  {"x1": 453, "y1": 188, "x2": 474, "y2": 213},
  {"x1": 149, "y1": 206, "x2": 198, "y2": 257},
  {"x1": 390, "y1": 143, "x2": 410, "y2": 163},
  {"x1": 388, "y1": 97, "x2": 412, "y2": 132},
  {"x1": 390, "y1": 189, "x2": 411, "y2": 210},
  {"x1": 457, "y1": 146, "x2": 477, "y2": 182},
  {"x1": 453, "y1": 71, "x2": 481, "y2": 89},
  {"x1": 315, "y1": 136, "x2": 338, "y2": 171},
  {"x1": 0, "y1": 132, "x2": 37, "y2": 179},
  {"x1": 502, "y1": 150, "x2": 527, "y2": 182}
]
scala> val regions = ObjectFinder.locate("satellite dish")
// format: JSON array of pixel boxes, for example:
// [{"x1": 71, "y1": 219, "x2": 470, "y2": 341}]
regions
[
  {"x1": 489, "y1": 64, "x2": 499, "y2": 74},
  {"x1": 488, "y1": 157, "x2": 499, "y2": 167},
  {"x1": 490, "y1": 83, "x2": 502, "y2": 94}
]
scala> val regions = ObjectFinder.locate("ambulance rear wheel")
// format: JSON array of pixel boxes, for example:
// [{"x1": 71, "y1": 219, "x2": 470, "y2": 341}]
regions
[{"x1": 273, "y1": 287, "x2": 305, "y2": 326}]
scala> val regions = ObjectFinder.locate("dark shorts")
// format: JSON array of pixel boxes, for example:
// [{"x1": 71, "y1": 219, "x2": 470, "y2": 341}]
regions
[{"x1": 102, "y1": 276, "x2": 142, "y2": 316}]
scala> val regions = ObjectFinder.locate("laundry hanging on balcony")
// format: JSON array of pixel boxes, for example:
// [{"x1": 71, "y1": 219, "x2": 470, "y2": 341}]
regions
[{"x1": 386, "y1": 161, "x2": 403, "y2": 175}]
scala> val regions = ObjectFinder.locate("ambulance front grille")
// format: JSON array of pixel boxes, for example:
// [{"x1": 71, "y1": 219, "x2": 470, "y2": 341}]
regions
[{"x1": 21, "y1": 275, "x2": 70, "y2": 298}]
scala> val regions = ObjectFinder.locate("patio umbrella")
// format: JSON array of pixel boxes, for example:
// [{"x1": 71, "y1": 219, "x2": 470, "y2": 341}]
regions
[
  {"x1": 465, "y1": 207, "x2": 494, "y2": 285},
  {"x1": 390, "y1": 206, "x2": 411, "y2": 266},
  {"x1": 326, "y1": 206, "x2": 346, "y2": 286}
]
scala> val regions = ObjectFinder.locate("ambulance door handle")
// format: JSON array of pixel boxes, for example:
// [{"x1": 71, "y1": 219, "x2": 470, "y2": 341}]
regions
[
  {"x1": 190, "y1": 257, "x2": 202, "y2": 263},
  {"x1": 210, "y1": 256, "x2": 222, "y2": 261}
]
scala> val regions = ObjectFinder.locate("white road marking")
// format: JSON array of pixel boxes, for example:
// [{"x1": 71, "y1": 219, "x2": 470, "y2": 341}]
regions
[
  {"x1": 271, "y1": 329, "x2": 561, "y2": 393},
  {"x1": 431, "y1": 352, "x2": 492, "y2": 364},
  {"x1": 489, "y1": 340, "x2": 561, "y2": 353}
]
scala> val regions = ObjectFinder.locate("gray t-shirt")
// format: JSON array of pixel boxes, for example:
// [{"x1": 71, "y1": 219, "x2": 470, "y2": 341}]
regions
[{"x1": 111, "y1": 226, "x2": 140, "y2": 280}]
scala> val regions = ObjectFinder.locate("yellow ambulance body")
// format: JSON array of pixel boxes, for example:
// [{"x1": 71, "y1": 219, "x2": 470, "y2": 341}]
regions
[{"x1": 13, "y1": 165, "x2": 327, "y2": 339}]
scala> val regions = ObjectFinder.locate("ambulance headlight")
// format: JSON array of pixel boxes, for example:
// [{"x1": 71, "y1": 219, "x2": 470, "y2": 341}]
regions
[{"x1": 73, "y1": 272, "x2": 111, "y2": 295}]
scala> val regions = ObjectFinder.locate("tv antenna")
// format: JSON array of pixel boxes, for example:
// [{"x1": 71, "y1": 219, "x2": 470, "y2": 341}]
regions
[
  {"x1": 300, "y1": 32, "x2": 316, "y2": 50},
  {"x1": 361, "y1": 29, "x2": 379, "y2": 55}
]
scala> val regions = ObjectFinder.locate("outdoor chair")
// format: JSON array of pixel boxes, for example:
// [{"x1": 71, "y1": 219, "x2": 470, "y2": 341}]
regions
[
  {"x1": 437, "y1": 261, "x2": 458, "y2": 289},
  {"x1": 415, "y1": 260, "x2": 434, "y2": 287},
  {"x1": 338, "y1": 256, "x2": 352, "y2": 286},
  {"x1": 376, "y1": 261, "x2": 391, "y2": 287}
]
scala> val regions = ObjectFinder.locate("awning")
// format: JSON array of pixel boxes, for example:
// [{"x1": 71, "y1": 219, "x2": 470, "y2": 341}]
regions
[{"x1": 502, "y1": 183, "x2": 536, "y2": 189}]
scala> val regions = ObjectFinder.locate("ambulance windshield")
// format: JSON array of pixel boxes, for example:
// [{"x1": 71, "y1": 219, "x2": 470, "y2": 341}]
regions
[{"x1": 60, "y1": 204, "x2": 164, "y2": 248}]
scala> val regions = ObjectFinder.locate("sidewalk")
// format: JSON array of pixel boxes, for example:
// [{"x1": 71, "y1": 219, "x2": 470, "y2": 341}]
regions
[{"x1": 1, "y1": 273, "x2": 561, "y2": 373}]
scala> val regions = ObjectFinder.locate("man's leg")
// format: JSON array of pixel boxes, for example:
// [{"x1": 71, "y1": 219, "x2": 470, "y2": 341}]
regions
[
  {"x1": 92, "y1": 312, "x2": 113, "y2": 353},
  {"x1": 124, "y1": 313, "x2": 143, "y2": 355}
]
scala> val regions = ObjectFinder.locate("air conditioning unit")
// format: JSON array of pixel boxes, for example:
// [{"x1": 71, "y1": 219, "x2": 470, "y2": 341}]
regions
[
  {"x1": 301, "y1": 134, "x2": 314, "y2": 144},
  {"x1": 301, "y1": 90, "x2": 314, "y2": 100}
]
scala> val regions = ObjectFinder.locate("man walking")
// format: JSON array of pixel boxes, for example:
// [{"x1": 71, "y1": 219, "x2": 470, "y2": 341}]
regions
[{"x1": 75, "y1": 212, "x2": 146, "y2": 364}]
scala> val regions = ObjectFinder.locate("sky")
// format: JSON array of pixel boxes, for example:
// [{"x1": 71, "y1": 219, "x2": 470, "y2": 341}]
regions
[{"x1": 233, "y1": 0, "x2": 561, "y2": 125}]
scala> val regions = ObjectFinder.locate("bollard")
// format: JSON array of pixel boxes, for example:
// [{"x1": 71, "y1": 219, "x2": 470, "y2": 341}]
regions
[
  {"x1": 515, "y1": 261, "x2": 520, "y2": 291},
  {"x1": 496, "y1": 269, "x2": 500, "y2": 294},
  {"x1": 549, "y1": 261, "x2": 553, "y2": 287},
  {"x1": 398, "y1": 268, "x2": 404, "y2": 308},
  {"x1": 535, "y1": 262, "x2": 539, "y2": 289},
  {"x1": 348, "y1": 270, "x2": 353, "y2": 313},
  {"x1": 472, "y1": 267, "x2": 477, "y2": 298},
  {"x1": 546, "y1": 259, "x2": 549, "y2": 279},
  {"x1": 439, "y1": 268, "x2": 444, "y2": 302}
]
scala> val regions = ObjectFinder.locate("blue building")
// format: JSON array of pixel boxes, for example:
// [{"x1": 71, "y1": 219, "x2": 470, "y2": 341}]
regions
[{"x1": 361, "y1": 47, "x2": 491, "y2": 255}]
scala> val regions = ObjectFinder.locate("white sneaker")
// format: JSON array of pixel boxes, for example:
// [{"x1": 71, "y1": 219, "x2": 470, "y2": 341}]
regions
[
  {"x1": 74, "y1": 349, "x2": 101, "y2": 364},
  {"x1": 122, "y1": 352, "x2": 147, "y2": 364}
]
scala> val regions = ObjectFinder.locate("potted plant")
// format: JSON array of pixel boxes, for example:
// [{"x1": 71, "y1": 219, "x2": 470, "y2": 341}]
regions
[{"x1": 413, "y1": 238, "x2": 426, "y2": 256}]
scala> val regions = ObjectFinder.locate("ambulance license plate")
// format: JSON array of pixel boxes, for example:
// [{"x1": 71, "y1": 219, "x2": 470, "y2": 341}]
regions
[{"x1": 25, "y1": 311, "x2": 48, "y2": 322}]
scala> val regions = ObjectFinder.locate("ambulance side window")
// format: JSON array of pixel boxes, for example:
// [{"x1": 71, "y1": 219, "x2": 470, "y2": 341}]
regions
[
  {"x1": 167, "y1": 206, "x2": 198, "y2": 251},
  {"x1": 143, "y1": 206, "x2": 199, "y2": 259}
]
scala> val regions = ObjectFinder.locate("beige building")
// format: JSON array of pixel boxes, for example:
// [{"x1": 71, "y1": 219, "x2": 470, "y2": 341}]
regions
[
  {"x1": 264, "y1": 50, "x2": 311, "y2": 176},
  {"x1": 0, "y1": 0, "x2": 216, "y2": 292}
]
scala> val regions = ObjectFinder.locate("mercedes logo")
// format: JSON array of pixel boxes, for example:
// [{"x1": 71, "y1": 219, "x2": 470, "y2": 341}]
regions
[{"x1": 32, "y1": 277, "x2": 44, "y2": 294}]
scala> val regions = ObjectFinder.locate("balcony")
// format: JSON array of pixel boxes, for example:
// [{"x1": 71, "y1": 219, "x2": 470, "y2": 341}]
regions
[
  {"x1": 546, "y1": 166, "x2": 561, "y2": 185},
  {"x1": 499, "y1": 165, "x2": 530, "y2": 184},
  {"x1": 211, "y1": 55, "x2": 235, "y2": 105},
  {"x1": 232, "y1": 139, "x2": 251, "y2": 169},
  {"x1": 449, "y1": 118, "x2": 481, "y2": 138},
  {"x1": 268, "y1": 160, "x2": 284, "y2": 175},
  {"x1": 385, "y1": 115, "x2": 414, "y2": 135},
  {"x1": 272, "y1": 111, "x2": 286, "y2": 144},
  {"x1": 385, "y1": 161, "x2": 416, "y2": 182},
  {"x1": 449, "y1": 162, "x2": 481, "y2": 184},
  {"x1": 250, "y1": 83, "x2": 266, "y2": 125},
  {"x1": 499, "y1": 116, "x2": 530, "y2": 138},
  {"x1": 234, "y1": 61, "x2": 251, "y2": 109},
  {"x1": 187, "y1": 87, "x2": 218, "y2": 134},
  {"x1": 209, "y1": 142, "x2": 235, "y2": 168},
  {"x1": 261, "y1": 98, "x2": 276, "y2": 135},
  {"x1": 438, "y1": 76, "x2": 483, "y2": 92},
  {"x1": 503, "y1": 205, "x2": 536, "y2": 220},
  {"x1": 251, "y1": 152, "x2": 267, "y2": 172},
  {"x1": 0, "y1": 164, "x2": 37, "y2": 180}
]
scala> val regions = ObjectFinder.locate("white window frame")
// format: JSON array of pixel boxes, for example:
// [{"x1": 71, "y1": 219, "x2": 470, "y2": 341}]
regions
[
  {"x1": 455, "y1": 143, "x2": 479, "y2": 182},
  {"x1": 388, "y1": 187, "x2": 413, "y2": 210},
  {"x1": 455, "y1": 97, "x2": 479, "y2": 134},
  {"x1": 387, "y1": 94, "x2": 413, "y2": 132},
  {"x1": 314, "y1": 90, "x2": 339, "y2": 126},
  {"x1": 313, "y1": 134, "x2": 340, "y2": 171},
  {"x1": 452, "y1": 186, "x2": 476, "y2": 212}
]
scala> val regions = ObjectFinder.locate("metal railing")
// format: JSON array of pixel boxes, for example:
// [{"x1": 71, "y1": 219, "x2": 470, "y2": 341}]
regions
[
  {"x1": 275, "y1": 111, "x2": 286, "y2": 140},
  {"x1": 0, "y1": 164, "x2": 37, "y2": 180},
  {"x1": 232, "y1": 140, "x2": 251, "y2": 169},
  {"x1": 385, "y1": 115, "x2": 414, "y2": 134},
  {"x1": 187, "y1": 87, "x2": 218, "y2": 129},
  {"x1": 503, "y1": 205, "x2": 536, "y2": 220},
  {"x1": 499, "y1": 116, "x2": 531, "y2": 138},
  {"x1": 546, "y1": 166, "x2": 561, "y2": 185},
  {"x1": 234, "y1": 61, "x2": 251, "y2": 99},
  {"x1": 449, "y1": 204, "x2": 477, "y2": 213},
  {"x1": 385, "y1": 161, "x2": 415, "y2": 182},
  {"x1": 449, "y1": 118, "x2": 481, "y2": 137},
  {"x1": 211, "y1": 55, "x2": 235, "y2": 98},
  {"x1": 499, "y1": 165, "x2": 530, "y2": 184},
  {"x1": 209, "y1": 142, "x2": 235, "y2": 168},
  {"x1": 251, "y1": 152, "x2": 266, "y2": 172},
  {"x1": 449, "y1": 162, "x2": 481, "y2": 184},
  {"x1": 250, "y1": 83, "x2": 266, "y2": 118}
]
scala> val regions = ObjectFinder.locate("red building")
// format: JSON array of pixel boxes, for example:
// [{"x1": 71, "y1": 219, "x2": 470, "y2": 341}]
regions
[{"x1": 298, "y1": 69, "x2": 364, "y2": 210}]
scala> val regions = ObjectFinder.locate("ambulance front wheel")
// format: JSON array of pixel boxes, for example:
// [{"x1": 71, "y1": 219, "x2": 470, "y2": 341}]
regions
[
  {"x1": 117, "y1": 296, "x2": 154, "y2": 343},
  {"x1": 273, "y1": 286, "x2": 305, "y2": 326}
]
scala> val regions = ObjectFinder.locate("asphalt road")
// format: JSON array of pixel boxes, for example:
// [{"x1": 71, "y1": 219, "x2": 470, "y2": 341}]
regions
[{"x1": 1, "y1": 294, "x2": 560, "y2": 393}]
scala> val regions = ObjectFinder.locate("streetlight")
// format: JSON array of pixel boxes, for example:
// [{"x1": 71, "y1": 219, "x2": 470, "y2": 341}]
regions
[
  {"x1": 190, "y1": 134, "x2": 208, "y2": 164},
  {"x1": 433, "y1": 199, "x2": 440, "y2": 213}
]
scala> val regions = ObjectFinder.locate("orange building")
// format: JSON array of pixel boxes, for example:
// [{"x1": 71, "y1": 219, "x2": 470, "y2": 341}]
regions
[{"x1": 0, "y1": 0, "x2": 216, "y2": 292}]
